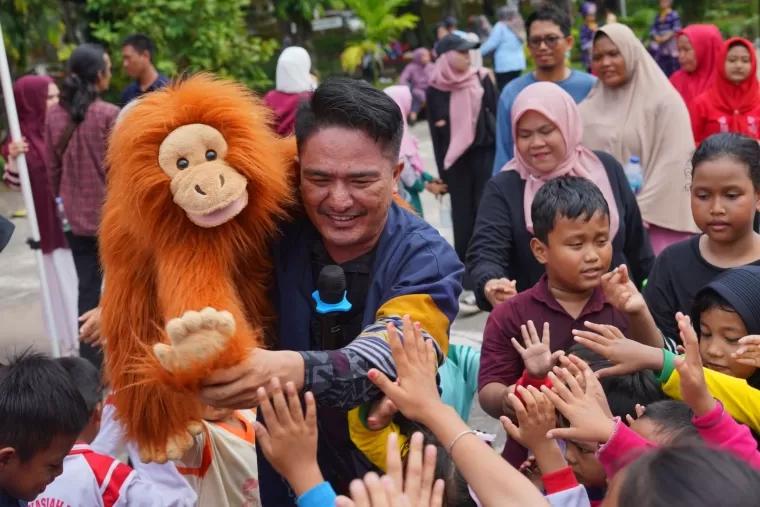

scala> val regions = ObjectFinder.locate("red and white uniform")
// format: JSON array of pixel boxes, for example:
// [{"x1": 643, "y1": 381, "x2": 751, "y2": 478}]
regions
[
  {"x1": 30, "y1": 443, "x2": 197, "y2": 507},
  {"x1": 175, "y1": 410, "x2": 261, "y2": 507}
]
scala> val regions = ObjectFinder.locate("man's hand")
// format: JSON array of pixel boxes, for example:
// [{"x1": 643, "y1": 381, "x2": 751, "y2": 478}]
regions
[
  {"x1": 733, "y1": 335, "x2": 760, "y2": 367},
  {"x1": 8, "y1": 139, "x2": 28, "y2": 159},
  {"x1": 79, "y1": 307, "x2": 104, "y2": 346},
  {"x1": 367, "y1": 315, "x2": 442, "y2": 425},
  {"x1": 253, "y1": 378, "x2": 321, "y2": 496},
  {"x1": 674, "y1": 313, "x2": 716, "y2": 418},
  {"x1": 199, "y1": 349, "x2": 305, "y2": 409},
  {"x1": 542, "y1": 365, "x2": 615, "y2": 444},
  {"x1": 484, "y1": 278, "x2": 517, "y2": 308},
  {"x1": 512, "y1": 321, "x2": 564, "y2": 379},
  {"x1": 601, "y1": 265, "x2": 647, "y2": 315},
  {"x1": 572, "y1": 322, "x2": 664, "y2": 378}
]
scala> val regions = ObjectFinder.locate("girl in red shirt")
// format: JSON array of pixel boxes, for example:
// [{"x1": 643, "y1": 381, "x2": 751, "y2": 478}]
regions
[{"x1": 690, "y1": 38, "x2": 760, "y2": 144}]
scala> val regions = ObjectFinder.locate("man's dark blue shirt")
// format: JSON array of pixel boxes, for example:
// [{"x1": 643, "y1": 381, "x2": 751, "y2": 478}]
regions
[{"x1": 120, "y1": 73, "x2": 170, "y2": 106}]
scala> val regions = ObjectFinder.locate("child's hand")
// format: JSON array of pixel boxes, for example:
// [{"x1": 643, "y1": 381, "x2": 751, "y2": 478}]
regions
[
  {"x1": 572, "y1": 322, "x2": 664, "y2": 378},
  {"x1": 625, "y1": 404, "x2": 646, "y2": 426},
  {"x1": 501, "y1": 385, "x2": 557, "y2": 450},
  {"x1": 368, "y1": 315, "x2": 441, "y2": 425},
  {"x1": 7, "y1": 139, "x2": 28, "y2": 159},
  {"x1": 335, "y1": 432, "x2": 445, "y2": 507},
  {"x1": 733, "y1": 335, "x2": 760, "y2": 367},
  {"x1": 601, "y1": 265, "x2": 646, "y2": 315},
  {"x1": 366, "y1": 396, "x2": 398, "y2": 430},
  {"x1": 252, "y1": 378, "x2": 321, "y2": 497},
  {"x1": 674, "y1": 313, "x2": 716, "y2": 418},
  {"x1": 542, "y1": 365, "x2": 616, "y2": 444},
  {"x1": 512, "y1": 321, "x2": 564, "y2": 379},
  {"x1": 78, "y1": 307, "x2": 104, "y2": 346}
]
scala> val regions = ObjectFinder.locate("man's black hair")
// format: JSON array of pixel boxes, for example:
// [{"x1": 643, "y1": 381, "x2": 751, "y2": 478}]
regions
[
  {"x1": 121, "y1": 34, "x2": 156, "y2": 62},
  {"x1": 531, "y1": 176, "x2": 610, "y2": 244},
  {"x1": 294, "y1": 77, "x2": 403, "y2": 162},
  {"x1": 638, "y1": 400, "x2": 701, "y2": 444},
  {"x1": 56, "y1": 357, "x2": 102, "y2": 414},
  {"x1": 526, "y1": 4, "x2": 572, "y2": 38},
  {"x1": 0, "y1": 350, "x2": 88, "y2": 462}
]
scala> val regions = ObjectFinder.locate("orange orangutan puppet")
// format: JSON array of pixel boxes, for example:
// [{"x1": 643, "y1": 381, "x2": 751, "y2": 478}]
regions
[{"x1": 99, "y1": 73, "x2": 294, "y2": 463}]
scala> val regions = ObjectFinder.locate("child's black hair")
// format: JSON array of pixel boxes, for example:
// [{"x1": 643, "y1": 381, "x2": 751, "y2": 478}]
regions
[
  {"x1": 691, "y1": 286, "x2": 760, "y2": 390},
  {"x1": 618, "y1": 445, "x2": 760, "y2": 507},
  {"x1": 637, "y1": 400, "x2": 700, "y2": 444},
  {"x1": 531, "y1": 176, "x2": 610, "y2": 244},
  {"x1": 0, "y1": 349, "x2": 89, "y2": 462},
  {"x1": 56, "y1": 356, "x2": 103, "y2": 414},
  {"x1": 567, "y1": 344, "x2": 666, "y2": 422},
  {"x1": 691, "y1": 132, "x2": 760, "y2": 191}
]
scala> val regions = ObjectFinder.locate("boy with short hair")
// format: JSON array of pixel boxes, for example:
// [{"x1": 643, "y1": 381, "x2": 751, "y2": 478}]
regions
[
  {"x1": 31, "y1": 357, "x2": 196, "y2": 506},
  {"x1": 0, "y1": 350, "x2": 89, "y2": 507},
  {"x1": 477, "y1": 176, "x2": 659, "y2": 468}
]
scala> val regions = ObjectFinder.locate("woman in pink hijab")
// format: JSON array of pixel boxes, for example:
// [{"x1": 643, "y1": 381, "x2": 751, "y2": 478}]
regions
[
  {"x1": 467, "y1": 82, "x2": 654, "y2": 313},
  {"x1": 426, "y1": 33, "x2": 498, "y2": 312},
  {"x1": 1, "y1": 75, "x2": 80, "y2": 355}
]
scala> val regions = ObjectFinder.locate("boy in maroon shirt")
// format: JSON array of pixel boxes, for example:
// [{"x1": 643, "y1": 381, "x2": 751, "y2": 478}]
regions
[{"x1": 477, "y1": 176, "x2": 661, "y2": 467}]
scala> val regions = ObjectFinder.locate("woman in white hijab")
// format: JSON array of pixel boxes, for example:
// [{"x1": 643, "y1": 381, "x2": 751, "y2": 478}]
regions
[{"x1": 263, "y1": 46, "x2": 315, "y2": 136}]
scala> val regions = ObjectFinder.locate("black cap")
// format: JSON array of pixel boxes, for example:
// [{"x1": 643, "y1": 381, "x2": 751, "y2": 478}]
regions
[
  {"x1": 436, "y1": 34, "x2": 480, "y2": 56},
  {"x1": 693, "y1": 266, "x2": 760, "y2": 335}
]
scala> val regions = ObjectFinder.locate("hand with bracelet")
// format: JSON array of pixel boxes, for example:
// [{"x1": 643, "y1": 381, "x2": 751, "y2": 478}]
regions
[{"x1": 369, "y1": 315, "x2": 549, "y2": 507}]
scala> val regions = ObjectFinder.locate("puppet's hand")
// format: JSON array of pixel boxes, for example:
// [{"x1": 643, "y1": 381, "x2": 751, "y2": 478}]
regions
[
  {"x1": 139, "y1": 421, "x2": 205, "y2": 464},
  {"x1": 155, "y1": 307, "x2": 236, "y2": 373}
]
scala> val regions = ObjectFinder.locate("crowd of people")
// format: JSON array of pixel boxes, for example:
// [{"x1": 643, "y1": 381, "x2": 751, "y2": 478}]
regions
[{"x1": 3, "y1": 1, "x2": 760, "y2": 506}]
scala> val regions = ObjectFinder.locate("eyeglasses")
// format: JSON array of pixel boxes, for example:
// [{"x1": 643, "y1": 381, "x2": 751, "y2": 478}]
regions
[{"x1": 527, "y1": 35, "x2": 564, "y2": 49}]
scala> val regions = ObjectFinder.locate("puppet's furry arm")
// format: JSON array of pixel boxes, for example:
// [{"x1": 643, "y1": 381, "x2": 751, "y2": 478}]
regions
[{"x1": 100, "y1": 219, "x2": 204, "y2": 464}]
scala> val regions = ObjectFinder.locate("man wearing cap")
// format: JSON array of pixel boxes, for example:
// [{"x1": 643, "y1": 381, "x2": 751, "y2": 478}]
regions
[{"x1": 426, "y1": 33, "x2": 499, "y2": 315}]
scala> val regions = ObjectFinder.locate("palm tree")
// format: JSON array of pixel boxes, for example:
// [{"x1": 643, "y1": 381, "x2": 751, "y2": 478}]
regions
[{"x1": 340, "y1": 0, "x2": 419, "y2": 74}]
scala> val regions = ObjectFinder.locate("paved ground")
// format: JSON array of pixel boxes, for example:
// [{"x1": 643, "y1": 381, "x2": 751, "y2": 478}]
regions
[{"x1": 0, "y1": 121, "x2": 504, "y2": 444}]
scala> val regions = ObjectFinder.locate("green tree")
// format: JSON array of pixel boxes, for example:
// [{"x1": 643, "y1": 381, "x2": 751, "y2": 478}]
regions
[
  {"x1": 0, "y1": 0, "x2": 75, "y2": 77},
  {"x1": 86, "y1": 0, "x2": 278, "y2": 92},
  {"x1": 274, "y1": 0, "x2": 342, "y2": 48},
  {"x1": 340, "y1": 0, "x2": 419, "y2": 73}
]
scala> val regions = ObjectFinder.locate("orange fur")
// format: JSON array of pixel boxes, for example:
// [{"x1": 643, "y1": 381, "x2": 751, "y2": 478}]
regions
[{"x1": 99, "y1": 74, "x2": 295, "y2": 458}]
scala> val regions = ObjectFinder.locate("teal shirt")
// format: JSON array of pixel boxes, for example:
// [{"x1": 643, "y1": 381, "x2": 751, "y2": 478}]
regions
[{"x1": 439, "y1": 344, "x2": 481, "y2": 420}]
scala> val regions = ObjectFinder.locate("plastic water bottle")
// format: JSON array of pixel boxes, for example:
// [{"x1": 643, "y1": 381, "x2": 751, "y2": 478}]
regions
[
  {"x1": 624, "y1": 156, "x2": 643, "y2": 195},
  {"x1": 55, "y1": 197, "x2": 71, "y2": 233},
  {"x1": 439, "y1": 194, "x2": 452, "y2": 229}
]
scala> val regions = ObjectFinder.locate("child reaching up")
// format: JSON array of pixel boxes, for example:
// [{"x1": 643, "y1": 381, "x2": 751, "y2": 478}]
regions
[{"x1": 644, "y1": 133, "x2": 760, "y2": 348}]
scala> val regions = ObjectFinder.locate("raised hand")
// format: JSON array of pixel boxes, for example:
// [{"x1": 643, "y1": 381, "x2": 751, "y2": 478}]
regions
[
  {"x1": 368, "y1": 315, "x2": 441, "y2": 424},
  {"x1": 601, "y1": 265, "x2": 646, "y2": 315},
  {"x1": 572, "y1": 322, "x2": 663, "y2": 378},
  {"x1": 484, "y1": 278, "x2": 517, "y2": 308},
  {"x1": 253, "y1": 378, "x2": 321, "y2": 496},
  {"x1": 501, "y1": 385, "x2": 557, "y2": 451},
  {"x1": 542, "y1": 365, "x2": 615, "y2": 444},
  {"x1": 512, "y1": 321, "x2": 564, "y2": 379},
  {"x1": 733, "y1": 335, "x2": 760, "y2": 367},
  {"x1": 674, "y1": 313, "x2": 716, "y2": 418}
]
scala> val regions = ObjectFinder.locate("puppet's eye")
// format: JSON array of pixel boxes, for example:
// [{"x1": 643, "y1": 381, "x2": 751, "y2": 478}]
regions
[
  {"x1": 205, "y1": 150, "x2": 217, "y2": 161},
  {"x1": 176, "y1": 158, "x2": 189, "y2": 170}
]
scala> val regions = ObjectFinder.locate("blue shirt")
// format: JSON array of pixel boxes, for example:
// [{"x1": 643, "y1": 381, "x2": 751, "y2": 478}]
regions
[
  {"x1": 297, "y1": 482, "x2": 337, "y2": 507},
  {"x1": 120, "y1": 73, "x2": 170, "y2": 106},
  {"x1": 480, "y1": 22, "x2": 526, "y2": 74},
  {"x1": 492, "y1": 71, "x2": 596, "y2": 174}
]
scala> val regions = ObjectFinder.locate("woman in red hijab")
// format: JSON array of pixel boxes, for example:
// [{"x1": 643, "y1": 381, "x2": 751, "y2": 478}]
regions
[
  {"x1": 690, "y1": 38, "x2": 760, "y2": 144},
  {"x1": 670, "y1": 24, "x2": 722, "y2": 111},
  {"x1": 1, "y1": 75, "x2": 80, "y2": 356}
]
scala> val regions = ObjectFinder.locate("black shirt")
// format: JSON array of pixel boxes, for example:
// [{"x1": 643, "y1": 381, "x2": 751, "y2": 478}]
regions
[
  {"x1": 643, "y1": 235, "x2": 760, "y2": 344},
  {"x1": 466, "y1": 151, "x2": 655, "y2": 311},
  {"x1": 120, "y1": 73, "x2": 170, "y2": 106}
]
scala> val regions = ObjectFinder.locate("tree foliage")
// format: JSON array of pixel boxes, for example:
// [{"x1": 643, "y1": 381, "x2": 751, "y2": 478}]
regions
[
  {"x1": 340, "y1": 0, "x2": 419, "y2": 72},
  {"x1": 86, "y1": 0, "x2": 279, "y2": 90}
]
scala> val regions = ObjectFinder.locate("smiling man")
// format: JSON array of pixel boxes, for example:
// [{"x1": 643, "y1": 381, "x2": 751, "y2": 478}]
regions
[
  {"x1": 197, "y1": 77, "x2": 463, "y2": 505},
  {"x1": 492, "y1": 4, "x2": 596, "y2": 174}
]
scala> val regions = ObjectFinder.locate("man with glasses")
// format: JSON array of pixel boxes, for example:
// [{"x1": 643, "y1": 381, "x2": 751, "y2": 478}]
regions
[{"x1": 491, "y1": 4, "x2": 596, "y2": 175}]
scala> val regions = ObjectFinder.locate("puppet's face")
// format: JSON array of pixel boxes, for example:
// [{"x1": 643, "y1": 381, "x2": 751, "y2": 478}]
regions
[{"x1": 159, "y1": 124, "x2": 249, "y2": 228}]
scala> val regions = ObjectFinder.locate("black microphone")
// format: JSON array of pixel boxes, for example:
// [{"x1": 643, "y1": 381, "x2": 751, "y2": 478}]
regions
[{"x1": 313, "y1": 265, "x2": 352, "y2": 350}]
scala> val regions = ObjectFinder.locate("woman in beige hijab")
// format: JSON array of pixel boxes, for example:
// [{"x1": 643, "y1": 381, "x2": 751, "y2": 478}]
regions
[{"x1": 580, "y1": 23, "x2": 698, "y2": 255}]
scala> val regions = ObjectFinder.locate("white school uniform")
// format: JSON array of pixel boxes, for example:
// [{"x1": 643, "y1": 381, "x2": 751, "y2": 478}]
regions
[
  {"x1": 175, "y1": 410, "x2": 261, "y2": 507},
  {"x1": 29, "y1": 443, "x2": 197, "y2": 507}
]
